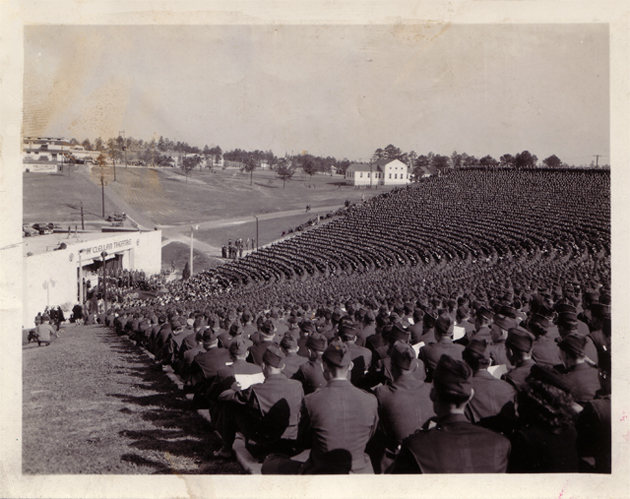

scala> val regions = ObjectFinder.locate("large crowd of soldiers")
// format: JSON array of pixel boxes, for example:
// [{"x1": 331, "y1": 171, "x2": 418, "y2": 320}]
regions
[{"x1": 90, "y1": 168, "x2": 610, "y2": 474}]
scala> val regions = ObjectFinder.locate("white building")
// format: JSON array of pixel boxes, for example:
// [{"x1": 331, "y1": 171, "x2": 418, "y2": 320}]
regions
[
  {"x1": 23, "y1": 137, "x2": 99, "y2": 171},
  {"x1": 22, "y1": 230, "x2": 162, "y2": 327},
  {"x1": 345, "y1": 158, "x2": 411, "y2": 186}
]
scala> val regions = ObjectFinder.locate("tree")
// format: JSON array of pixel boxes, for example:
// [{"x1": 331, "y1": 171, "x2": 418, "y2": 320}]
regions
[
  {"x1": 302, "y1": 158, "x2": 317, "y2": 185},
  {"x1": 450, "y1": 151, "x2": 462, "y2": 170},
  {"x1": 82, "y1": 138, "x2": 92, "y2": 151},
  {"x1": 542, "y1": 154, "x2": 562, "y2": 168},
  {"x1": 106, "y1": 139, "x2": 122, "y2": 165},
  {"x1": 462, "y1": 154, "x2": 478, "y2": 168},
  {"x1": 383, "y1": 144, "x2": 403, "y2": 160},
  {"x1": 157, "y1": 136, "x2": 167, "y2": 152},
  {"x1": 479, "y1": 155, "x2": 499, "y2": 169},
  {"x1": 94, "y1": 137, "x2": 104, "y2": 151},
  {"x1": 276, "y1": 158, "x2": 295, "y2": 188},
  {"x1": 181, "y1": 155, "x2": 202, "y2": 182},
  {"x1": 372, "y1": 148, "x2": 384, "y2": 162},
  {"x1": 433, "y1": 154, "x2": 450, "y2": 171},
  {"x1": 514, "y1": 150, "x2": 538, "y2": 169},
  {"x1": 182, "y1": 261, "x2": 190, "y2": 280},
  {"x1": 241, "y1": 157, "x2": 258, "y2": 185},
  {"x1": 500, "y1": 154, "x2": 515, "y2": 168}
]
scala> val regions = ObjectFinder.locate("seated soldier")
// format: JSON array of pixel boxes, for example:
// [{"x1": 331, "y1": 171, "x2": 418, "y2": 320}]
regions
[
  {"x1": 369, "y1": 341, "x2": 434, "y2": 473},
  {"x1": 462, "y1": 339, "x2": 516, "y2": 423},
  {"x1": 557, "y1": 333, "x2": 600, "y2": 405},
  {"x1": 214, "y1": 345, "x2": 304, "y2": 459},
  {"x1": 262, "y1": 342, "x2": 379, "y2": 474},
  {"x1": 502, "y1": 327, "x2": 537, "y2": 391},
  {"x1": 418, "y1": 315, "x2": 465, "y2": 382},
  {"x1": 389, "y1": 355, "x2": 511, "y2": 473}
]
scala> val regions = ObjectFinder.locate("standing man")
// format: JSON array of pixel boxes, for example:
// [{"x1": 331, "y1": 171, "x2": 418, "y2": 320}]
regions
[{"x1": 389, "y1": 355, "x2": 511, "y2": 473}]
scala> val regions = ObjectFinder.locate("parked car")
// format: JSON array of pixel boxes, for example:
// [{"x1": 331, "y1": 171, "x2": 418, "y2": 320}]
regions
[
  {"x1": 23, "y1": 224, "x2": 38, "y2": 237},
  {"x1": 31, "y1": 222, "x2": 54, "y2": 235}
]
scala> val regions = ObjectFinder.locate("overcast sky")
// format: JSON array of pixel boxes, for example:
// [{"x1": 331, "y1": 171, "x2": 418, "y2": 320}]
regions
[{"x1": 24, "y1": 24, "x2": 609, "y2": 164}]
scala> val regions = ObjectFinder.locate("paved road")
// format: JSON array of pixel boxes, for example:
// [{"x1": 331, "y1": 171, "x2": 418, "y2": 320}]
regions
[{"x1": 22, "y1": 324, "x2": 243, "y2": 474}]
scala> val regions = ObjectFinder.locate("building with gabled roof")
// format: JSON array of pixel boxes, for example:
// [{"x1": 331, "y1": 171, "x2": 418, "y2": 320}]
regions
[{"x1": 345, "y1": 158, "x2": 411, "y2": 186}]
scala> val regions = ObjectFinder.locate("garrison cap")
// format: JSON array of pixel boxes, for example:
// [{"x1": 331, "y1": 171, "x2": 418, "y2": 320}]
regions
[
  {"x1": 323, "y1": 342, "x2": 353, "y2": 368},
  {"x1": 464, "y1": 339, "x2": 489, "y2": 359},
  {"x1": 476, "y1": 306, "x2": 494, "y2": 322},
  {"x1": 434, "y1": 314, "x2": 453, "y2": 335},
  {"x1": 280, "y1": 334, "x2": 297, "y2": 350},
  {"x1": 305, "y1": 332, "x2": 327, "y2": 352},
  {"x1": 262, "y1": 345, "x2": 286, "y2": 368},
  {"x1": 390, "y1": 341, "x2": 418, "y2": 370},
  {"x1": 493, "y1": 314, "x2": 517, "y2": 331},
  {"x1": 506, "y1": 327, "x2": 534, "y2": 353},
  {"x1": 433, "y1": 355, "x2": 473, "y2": 398},
  {"x1": 558, "y1": 333, "x2": 587, "y2": 358},
  {"x1": 229, "y1": 336, "x2": 252, "y2": 356}
]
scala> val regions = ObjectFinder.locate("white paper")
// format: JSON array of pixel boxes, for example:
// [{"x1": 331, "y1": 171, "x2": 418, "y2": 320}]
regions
[
  {"x1": 412, "y1": 341, "x2": 425, "y2": 357},
  {"x1": 488, "y1": 364, "x2": 508, "y2": 379},
  {"x1": 452, "y1": 325, "x2": 466, "y2": 341},
  {"x1": 234, "y1": 372, "x2": 265, "y2": 390}
]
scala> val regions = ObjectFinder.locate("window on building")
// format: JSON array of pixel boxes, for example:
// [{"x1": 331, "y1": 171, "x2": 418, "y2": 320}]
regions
[
  {"x1": 389, "y1": 173, "x2": 392, "y2": 179},
  {"x1": 360, "y1": 172, "x2": 363, "y2": 178}
]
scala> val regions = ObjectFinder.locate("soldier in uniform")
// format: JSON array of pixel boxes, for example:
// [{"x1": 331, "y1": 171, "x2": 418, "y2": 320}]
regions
[
  {"x1": 370, "y1": 342, "x2": 434, "y2": 473},
  {"x1": 502, "y1": 327, "x2": 537, "y2": 391},
  {"x1": 263, "y1": 342, "x2": 379, "y2": 474},
  {"x1": 389, "y1": 355, "x2": 511, "y2": 473},
  {"x1": 418, "y1": 314, "x2": 465, "y2": 382},
  {"x1": 291, "y1": 333, "x2": 328, "y2": 394},
  {"x1": 213, "y1": 345, "x2": 301, "y2": 458},
  {"x1": 462, "y1": 339, "x2": 516, "y2": 423},
  {"x1": 558, "y1": 333, "x2": 601, "y2": 405}
]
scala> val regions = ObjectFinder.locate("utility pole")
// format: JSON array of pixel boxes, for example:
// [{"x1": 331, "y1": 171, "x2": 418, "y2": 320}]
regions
[
  {"x1": 100, "y1": 170, "x2": 107, "y2": 218},
  {"x1": 593, "y1": 154, "x2": 601, "y2": 168},
  {"x1": 120, "y1": 130, "x2": 127, "y2": 170},
  {"x1": 254, "y1": 215, "x2": 259, "y2": 250},
  {"x1": 190, "y1": 225, "x2": 198, "y2": 277},
  {"x1": 101, "y1": 251, "x2": 108, "y2": 313},
  {"x1": 80, "y1": 201, "x2": 85, "y2": 230},
  {"x1": 78, "y1": 250, "x2": 83, "y2": 304}
]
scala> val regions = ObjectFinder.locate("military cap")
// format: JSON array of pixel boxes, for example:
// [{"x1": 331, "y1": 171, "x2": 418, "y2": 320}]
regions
[
  {"x1": 202, "y1": 328, "x2": 219, "y2": 343},
  {"x1": 433, "y1": 355, "x2": 473, "y2": 398},
  {"x1": 423, "y1": 310, "x2": 437, "y2": 326},
  {"x1": 323, "y1": 342, "x2": 353, "y2": 368},
  {"x1": 464, "y1": 339, "x2": 489, "y2": 359},
  {"x1": 260, "y1": 319, "x2": 275, "y2": 334},
  {"x1": 229, "y1": 323, "x2": 242, "y2": 336},
  {"x1": 529, "y1": 313, "x2": 551, "y2": 330},
  {"x1": 500, "y1": 305, "x2": 517, "y2": 319},
  {"x1": 392, "y1": 305, "x2": 404, "y2": 316},
  {"x1": 388, "y1": 324, "x2": 411, "y2": 343},
  {"x1": 555, "y1": 303, "x2": 577, "y2": 314},
  {"x1": 364, "y1": 310, "x2": 375, "y2": 321},
  {"x1": 270, "y1": 308, "x2": 280, "y2": 319},
  {"x1": 558, "y1": 333, "x2": 586, "y2": 358},
  {"x1": 493, "y1": 314, "x2": 517, "y2": 331},
  {"x1": 229, "y1": 336, "x2": 252, "y2": 356},
  {"x1": 434, "y1": 314, "x2": 453, "y2": 335},
  {"x1": 537, "y1": 303, "x2": 555, "y2": 318},
  {"x1": 263, "y1": 345, "x2": 286, "y2": 368},
  {"x1": 280, "y1": 334, "x2": 297, "y2": 350},
  {"x1": 456, "y1": 306, "x2": 469, "y2": 320},
  {"x1": 339, "y1": 322, "x2": 358, "y2": 338},
  {"x1": 591, "y1": 303, "x2": 611, "y2": 321},
  {"x1": 305, "y1": 332, "x2": 327, "y2": 352},
  {"x1": 300, "y1": 320, "x2": 315, "y2": 332},
  {"x1": 557, "y1": 312, "x2": 579, "y2": 330},
  {"x1": 171, "y1": 319, "x2": 182, "y2": 329},
  {"x1": 506, "y1": 327, "x2": 534, "y2": 353},
  {"x1": 391, "y1": 341, "x2": 417, "y2": 370},
  {"x1": 476, "y1": 306, "x2": 494, "y2": 322},
  {"x1": 527, "y1": 364, "x2": 571, "y2": 393},
  {"x1": 332, "y1": 309, "x2": 342, "y2": 320}
]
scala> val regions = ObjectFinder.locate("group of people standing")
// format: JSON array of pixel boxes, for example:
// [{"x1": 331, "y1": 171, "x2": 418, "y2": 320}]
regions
[{"x1": 222, "y1": 238, "x2": 254, "y2": 260}]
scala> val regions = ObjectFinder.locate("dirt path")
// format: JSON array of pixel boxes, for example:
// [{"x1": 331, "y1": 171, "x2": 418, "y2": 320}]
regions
[{"x1": 22, "y1": 324, "x2": 244, "y2": 474}]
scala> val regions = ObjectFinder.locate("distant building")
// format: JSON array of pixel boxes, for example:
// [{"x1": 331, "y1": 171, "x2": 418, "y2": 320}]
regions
[
  {"x1": 23, "y1": 137, "x2": 71, "y2": 172},
  {"x1": 345, "y1": 158, "x2": 411, "y2": 186},
  {"x1": 23, "y1": 137, "x2": 99, "y2": 172}
]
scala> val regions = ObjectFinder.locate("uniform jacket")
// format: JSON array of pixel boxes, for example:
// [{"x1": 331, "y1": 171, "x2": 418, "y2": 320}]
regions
[
  {"x1": 465, "y1": 370, "x2": 516, "y2": 423},
  {"x1": 299, "y1": 378, "x2": 378, "y2": 474},
  {"x1": 390, "y1": 414, "x2": 511, "y2": 473},
  {"x1": 502, "y1": 359, "x2": 536, "y2": 392},
  {"x1": 292, "y1": 358, "x2": 327, "y2": 395}
]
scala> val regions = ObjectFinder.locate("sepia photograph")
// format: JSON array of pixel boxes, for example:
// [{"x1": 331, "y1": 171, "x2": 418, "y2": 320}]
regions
[{"x1": 1, "y1": 2, "x2": 629, "y2": 499}]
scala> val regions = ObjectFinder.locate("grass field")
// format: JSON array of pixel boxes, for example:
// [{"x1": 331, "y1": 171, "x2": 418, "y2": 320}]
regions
[{"x1": 24, "y1": 166, "x2": 393, "y2": 260}]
